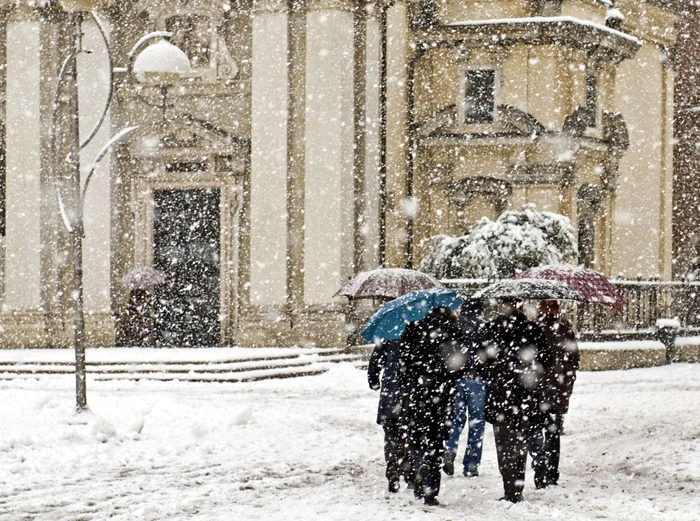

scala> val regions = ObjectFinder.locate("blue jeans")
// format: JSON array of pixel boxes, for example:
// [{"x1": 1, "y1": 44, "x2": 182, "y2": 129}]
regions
[{"x1": 446, "y1": 378, "x2": 486, "y2": 473}]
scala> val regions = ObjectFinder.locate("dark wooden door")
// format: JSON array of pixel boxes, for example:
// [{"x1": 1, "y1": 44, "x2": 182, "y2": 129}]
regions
[{"x1": 153, "y1": 188, "x2": 221, "y2": 346}]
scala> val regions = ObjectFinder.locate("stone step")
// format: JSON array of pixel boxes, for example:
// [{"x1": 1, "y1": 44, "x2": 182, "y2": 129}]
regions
[
  {"x1": 0, "y1": 353, "x2": 361, "y2": 373},
  {"x1": 0, "y1": 351, "x2": 368, "y2": 383},
  {"x1": 93, "y1": 361, "x2": 368, "y2": 383},
  {"x1": 0, "y1": 348, "x2": 348, "y2": 367}
]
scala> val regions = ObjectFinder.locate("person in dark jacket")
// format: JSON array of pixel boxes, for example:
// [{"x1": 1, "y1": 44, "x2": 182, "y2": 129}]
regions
[
  {"x1": 444, "y1": 300, "x2": 487, "y2": 477},
  {"x1": 398, "y1": 307, "x2": 469, "y2": 506},
  {"x1": 368, "y1": 338, "x2": 409, "y2": 492},
  {"x1": 529, "y1": 299, "x2": 580, "y2": 488},
  {"x1": 481, "y1": 299, "x2": 550, "y2": 503}
]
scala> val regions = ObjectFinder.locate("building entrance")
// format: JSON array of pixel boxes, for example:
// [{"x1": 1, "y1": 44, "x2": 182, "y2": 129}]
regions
[{"x1": 153, "y1": 188, "x2": 221, "y2": 346}]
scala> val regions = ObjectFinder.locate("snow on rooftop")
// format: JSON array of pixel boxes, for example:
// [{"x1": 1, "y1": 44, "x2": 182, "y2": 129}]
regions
[{"x1": 447, "y1": 16, "x2": 640, "y2": 44}]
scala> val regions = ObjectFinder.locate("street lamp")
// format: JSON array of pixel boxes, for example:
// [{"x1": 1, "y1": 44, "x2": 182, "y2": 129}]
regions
[{"x1": 53, "y1": 1, "x2": 191, "y2": 411}]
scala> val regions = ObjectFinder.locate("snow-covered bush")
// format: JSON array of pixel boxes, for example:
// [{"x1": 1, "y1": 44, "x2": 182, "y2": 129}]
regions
[{"x1": 419, "y1": 204, "x2": 577, "y2": 279}]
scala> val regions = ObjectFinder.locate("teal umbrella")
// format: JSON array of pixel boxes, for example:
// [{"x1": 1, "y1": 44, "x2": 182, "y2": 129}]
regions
[{"x1": 360, "y1": 288, "x2": 463, "y2": 343}]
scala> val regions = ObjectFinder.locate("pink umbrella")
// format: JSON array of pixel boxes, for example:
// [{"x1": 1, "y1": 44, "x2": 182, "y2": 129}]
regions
[{"x1": 514, "y1": 264, "x2": 624, "y2": 312}]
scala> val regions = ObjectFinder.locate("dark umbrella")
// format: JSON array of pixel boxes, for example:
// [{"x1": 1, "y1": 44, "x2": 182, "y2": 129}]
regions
[
  {"x1": 334, "y1": 268, "x2": 442, "y2": 301},
  {"x1": 472, "y1": 278, "x2": 585, "y2": 301},
  {"x1": 514, "y1": 264, "x2": 624, "y2": 312}
]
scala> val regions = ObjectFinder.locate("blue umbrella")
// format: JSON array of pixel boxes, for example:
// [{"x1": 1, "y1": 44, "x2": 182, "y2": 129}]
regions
[{"x1": 361, "y1": 288, "x2": 463, "y2": 343}]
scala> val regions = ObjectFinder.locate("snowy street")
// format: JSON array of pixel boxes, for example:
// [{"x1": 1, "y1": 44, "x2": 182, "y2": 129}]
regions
[{"x1": 1, "y1": 363, "x2": 699, "y2": 520}]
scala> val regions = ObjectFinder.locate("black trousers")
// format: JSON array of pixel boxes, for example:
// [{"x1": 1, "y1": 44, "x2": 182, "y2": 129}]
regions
[
  {"x1": 529, "y1": 412, "x2": 564, "y2": 487},
  {"x1": 407, "y1": 435, "x2": 442, "y2": 501},
  {"x1": 492, "y1": 417, "x2": 528, "y2": 501},
  {"x1": 382, "y1": 421, "x2": 406, "y2": 483}
]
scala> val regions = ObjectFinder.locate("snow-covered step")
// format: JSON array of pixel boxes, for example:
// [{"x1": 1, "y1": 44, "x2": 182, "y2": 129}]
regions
[
  {"x1": 0, "y1": 353, "x2": 363, "y2": 375},
  {"x1": 0, "y1": 359, "x2": 367, "y2": 383},
  {"x1": 0, "y1": 347, "x2": 349, "y2": 367},
  {"x1": 0, "y1": 351, "x2": 367, "y2": 382}
]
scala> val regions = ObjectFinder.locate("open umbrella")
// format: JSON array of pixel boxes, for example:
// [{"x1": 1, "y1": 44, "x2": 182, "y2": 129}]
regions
[
  {"x1": 472, "y1": 278, "x2": 585, "y2": 301},
  {"x1": 122, "y1": 267, "x2": 166, "y2": 291},
  {"x1": 514, "y1": 264, "x2": 624, "y2": 312},
  {"x1": 334, "y1": 268, "x2": 442, "y2": 301},
  {"x1": 360, "y1": 288, "x2": 463, "y2": 343}
]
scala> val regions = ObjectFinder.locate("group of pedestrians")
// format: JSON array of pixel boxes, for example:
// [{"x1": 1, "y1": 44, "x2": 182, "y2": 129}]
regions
[{"x1": 368, "y1": 297, "x2": 579, "y2": 506}]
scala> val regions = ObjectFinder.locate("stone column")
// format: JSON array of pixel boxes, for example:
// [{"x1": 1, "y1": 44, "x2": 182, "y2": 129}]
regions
[
  {"x1": 3, "y1": 19, "x2": 42, "y2": 312},
  {"x1": 364, "y1": 7, "x2": 381, "y2": 268},
  {"x1": 287, "y1": 0, "x2": 306, "y2": 325},
  {"x1": 303, "y1": 0, "x2": 354, "y2": 312},
  {"x1": 250, "y1": 0, "x2": 289, "y2": 316},
  {"x1": 384, "y1": 1, "x2": 409, "y2": 268},
  {"x1": 659, "y1": 47, "x2": 674, "y2": 280},
  {"x1": 353, "y1": 0, "x2": 367, "y2": 274}
]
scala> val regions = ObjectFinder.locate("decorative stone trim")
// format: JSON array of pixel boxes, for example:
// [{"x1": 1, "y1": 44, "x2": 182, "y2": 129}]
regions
[
  {"x1": 507, "y1": 162, "x2": 575, "y2": 186},
  {"x1": 497, "y1": 104, "x2": 545, "y2": 137},
  {"x1": 416, "y1": 16, "x2": 640, "y2": 63},
  {"x1": 444, "y1": 176, "x2": 512, "y2": 214}
]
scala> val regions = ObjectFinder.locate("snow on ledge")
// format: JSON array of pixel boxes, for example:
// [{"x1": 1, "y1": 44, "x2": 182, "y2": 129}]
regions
[
  {"x1": 656, "y1": 318, "x2": 681, "y2": 329},
  {"x1": 675, "y1": 336, "x2": 700, "y2": 346},
  {"x1": 446, "y1": 16, "x2": 640, "y2": 44},
  {"x1": 579, "y1": 340, "x2": 664, "y2": 351}
]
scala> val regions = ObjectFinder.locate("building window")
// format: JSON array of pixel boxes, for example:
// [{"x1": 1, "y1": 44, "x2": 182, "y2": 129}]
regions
[
  {"x1": 464, "y1": 69, "x2": 496, "y2": 124},
  {"x1": 585, "y1": 73, "x2": 597, "y2": 127}
]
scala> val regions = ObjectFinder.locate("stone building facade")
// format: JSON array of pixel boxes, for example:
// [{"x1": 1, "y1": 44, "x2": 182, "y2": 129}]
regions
[
  {"x1": 674, "y1": 0, "x2": 700, "y2": 277},
  {"x1": 0, "y1": 0, "x2": 677, "y2": 348}
]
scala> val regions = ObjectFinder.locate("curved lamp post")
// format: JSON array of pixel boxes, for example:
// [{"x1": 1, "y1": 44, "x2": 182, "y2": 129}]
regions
[{"x1": 54, "y1": 0, "x2": 191, "y2": 411}]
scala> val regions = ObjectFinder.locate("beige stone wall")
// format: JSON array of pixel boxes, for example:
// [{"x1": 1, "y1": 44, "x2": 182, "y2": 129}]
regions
[
  {"x1": 561, "y1": 0, "x2": 607, "y2": 25},
  {"x1": 435, "y1": 0, "x2": 532, "y2": 24},
  {"x1": 3, "y1": 19, "x2": 42, "y2": 313},
  {"x1": 611, "y1": 43, "x2": 667, "y2": 278},
  {"x1": 78, "y1": 20, "x2": 112, "y2": 317}
]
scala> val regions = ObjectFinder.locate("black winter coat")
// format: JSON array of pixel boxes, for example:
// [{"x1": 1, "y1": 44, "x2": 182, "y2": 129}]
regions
[
  {"x1": 367, "y1": 339, "x2": 403, "y2": 425},
  {"x1": 536, "y1": 314, "x2": 579, "y2": 415},
  {"x1": 397, "y1": 315, "x2": 471, "y2": 448},
  {"x1": 480, "y1": 310, "x2": 550, "y2": 425}
]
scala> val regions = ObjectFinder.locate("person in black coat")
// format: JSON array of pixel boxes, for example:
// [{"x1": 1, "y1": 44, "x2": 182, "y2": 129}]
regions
[
  {"x1": 480, "y1": 299, "x2": 550, "y2": 503},
  {"x1": 529, "y1": 299, "x2": 580, "y2": 488},
  {"x1": 398, "y1": 307, "x2": 470, "y2": 506},
  {"x1": 368, "y1": 338, "x2": 409, "y2": 492}
]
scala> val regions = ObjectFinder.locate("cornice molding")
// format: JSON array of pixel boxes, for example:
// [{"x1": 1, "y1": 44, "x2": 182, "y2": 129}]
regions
[{"x1": 416, "y1": 16, "x2": 640, "y2": 63}]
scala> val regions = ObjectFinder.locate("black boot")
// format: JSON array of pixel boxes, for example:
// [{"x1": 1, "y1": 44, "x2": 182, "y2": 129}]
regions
[
  {"x1": 424, "y1": 496, "x2": 440, "y2": 506},
  {"x1": 388, "y1": 477, "x2": 400, "y2": 493},
  {"x1": 443, "y1": 452, "x2": 455, "y2": 476},
  {"x1": 414, "y1": 463, "x2": 431, "y2": 499}
]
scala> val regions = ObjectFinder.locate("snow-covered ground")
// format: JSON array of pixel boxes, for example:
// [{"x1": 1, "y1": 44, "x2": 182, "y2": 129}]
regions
[{"x1": 1, "y1": 363, "x2": 699, "y2": 520}]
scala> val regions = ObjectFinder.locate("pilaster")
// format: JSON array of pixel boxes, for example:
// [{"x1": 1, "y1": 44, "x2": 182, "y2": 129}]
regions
[{"x1": 286, "y1": 0, "x2": 306, "y2": 323}]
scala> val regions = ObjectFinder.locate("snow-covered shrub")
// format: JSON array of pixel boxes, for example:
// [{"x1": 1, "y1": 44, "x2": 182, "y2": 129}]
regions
[{"x1": 419, "y1": 204, "x2": 577, "y2": 279}]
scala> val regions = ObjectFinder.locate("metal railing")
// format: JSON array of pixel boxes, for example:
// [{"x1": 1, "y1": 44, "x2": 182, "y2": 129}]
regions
[{"x1": 441, "y1": 278, "x2": 700, "y2": 340}]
